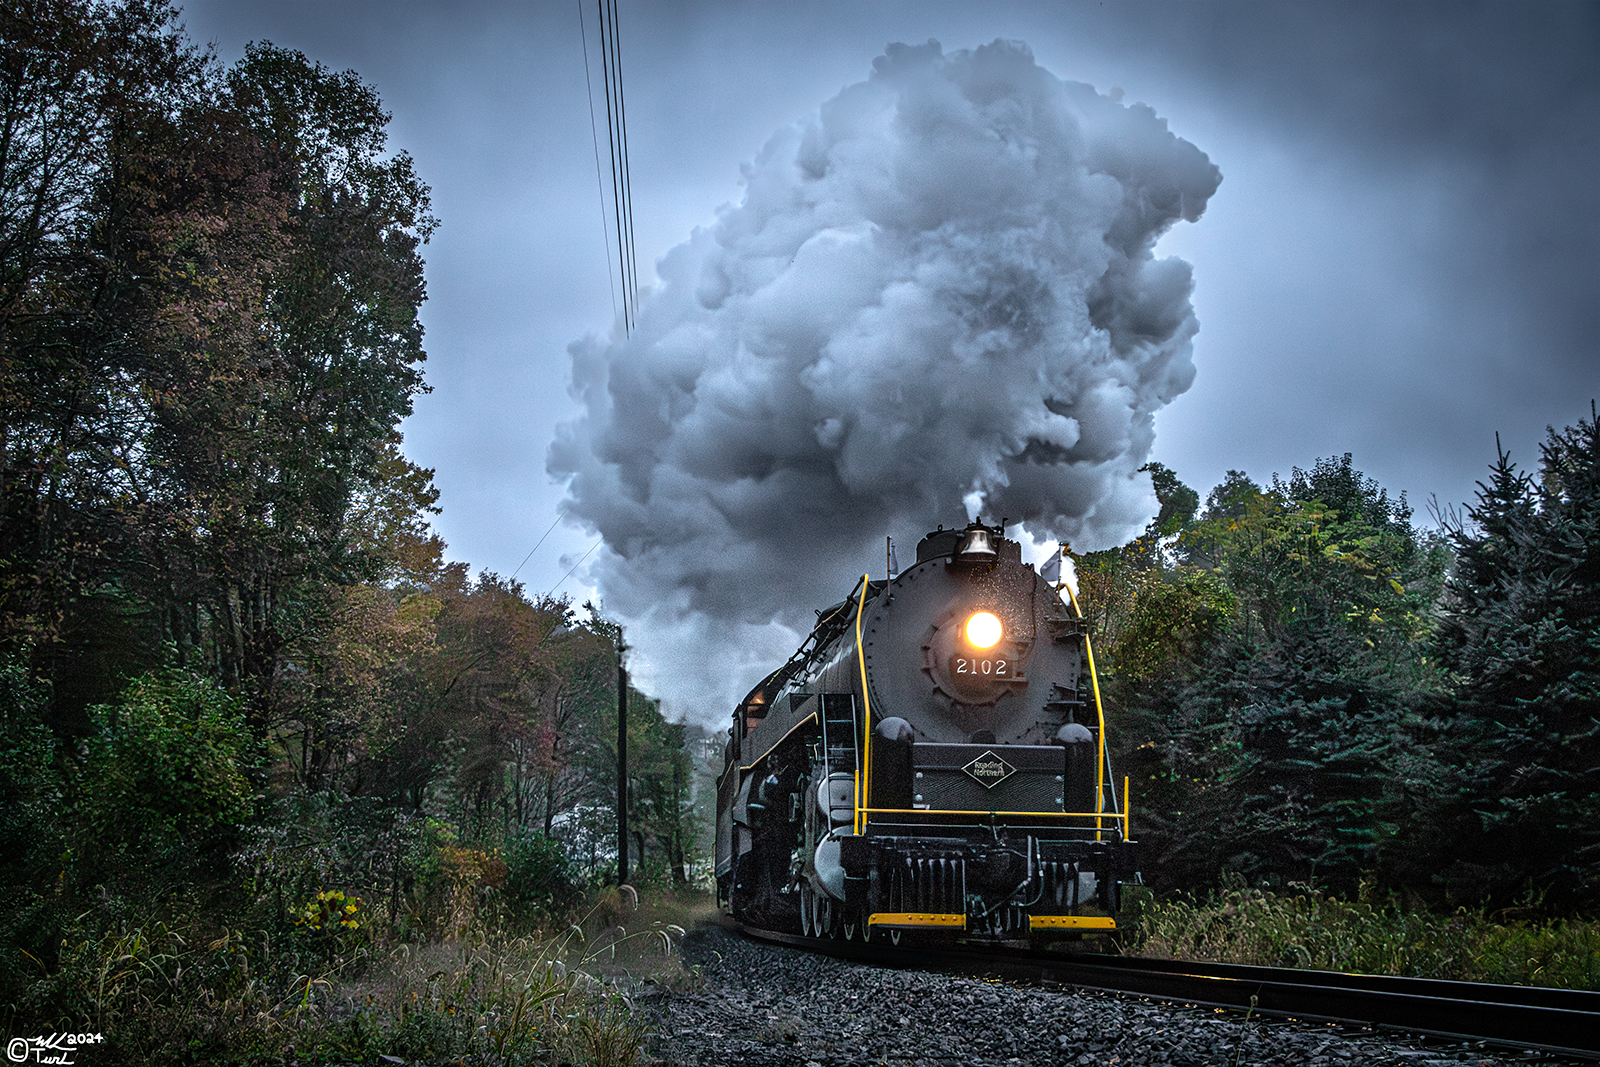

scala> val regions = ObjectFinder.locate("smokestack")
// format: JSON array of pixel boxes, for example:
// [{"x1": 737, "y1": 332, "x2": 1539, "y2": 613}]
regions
[{"x1": 548, "y1": 39, "x2": 1221, "y2": 723}]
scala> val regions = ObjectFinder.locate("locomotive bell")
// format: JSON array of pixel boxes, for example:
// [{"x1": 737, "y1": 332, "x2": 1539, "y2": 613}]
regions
[{"x1": 954, "y1": 523, "x2": 998, "y2": 562}]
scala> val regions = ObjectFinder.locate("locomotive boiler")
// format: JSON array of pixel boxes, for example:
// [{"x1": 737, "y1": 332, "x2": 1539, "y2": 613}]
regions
[{"x1": 715, "y1": 520, "x2": 1138, "y2": 944}]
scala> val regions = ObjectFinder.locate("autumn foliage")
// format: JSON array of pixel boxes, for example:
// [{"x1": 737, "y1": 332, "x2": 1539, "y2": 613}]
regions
[{"x1": 0, "y1": 4, "x2": 701, "y2": 1054}]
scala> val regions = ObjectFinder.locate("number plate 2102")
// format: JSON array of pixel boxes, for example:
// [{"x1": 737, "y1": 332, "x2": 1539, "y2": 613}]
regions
[{"x1": 953, "y1": 656, "x2": 1008, "y2": 677}]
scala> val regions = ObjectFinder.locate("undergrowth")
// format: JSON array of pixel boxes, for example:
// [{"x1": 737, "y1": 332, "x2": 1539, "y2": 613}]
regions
[
  {"x1": 5, "y1": 885, "x2": 693, "y2": 1066},
  {"x1": 1123, "y1": 877, "x2": 1600, "y2": 990}
]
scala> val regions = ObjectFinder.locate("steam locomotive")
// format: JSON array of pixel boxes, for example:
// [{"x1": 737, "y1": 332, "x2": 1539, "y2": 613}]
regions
[{"x1": 715, "y1": 521, "x2": 1138, "y2": 944}]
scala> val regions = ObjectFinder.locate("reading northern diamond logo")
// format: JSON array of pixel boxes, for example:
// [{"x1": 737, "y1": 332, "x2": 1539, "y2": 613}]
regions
[{"x1": 962, "y1": 750, "x2": 1015, "y2": 789}]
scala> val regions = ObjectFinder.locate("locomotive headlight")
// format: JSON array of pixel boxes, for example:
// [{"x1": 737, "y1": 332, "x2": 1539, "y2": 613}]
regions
[{"x1": 964, "y1": 611, "x2": 1002, "y2": 649}]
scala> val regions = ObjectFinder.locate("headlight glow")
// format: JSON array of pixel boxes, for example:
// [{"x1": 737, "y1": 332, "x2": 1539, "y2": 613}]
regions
[{"x1": 964, "y1": 611, "x2": 1002, "y2": 649}]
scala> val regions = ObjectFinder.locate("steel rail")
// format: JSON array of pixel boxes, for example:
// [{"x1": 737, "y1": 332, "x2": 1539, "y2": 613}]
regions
[{"x1": 739, "y1": 925, "x2": 1600, "y2": 1060}]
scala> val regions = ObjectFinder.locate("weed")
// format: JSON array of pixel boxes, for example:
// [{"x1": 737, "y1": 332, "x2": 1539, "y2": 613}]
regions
[
  {"x1": 8, "y1": 886, "x2": 694, "y2": 1065},
  {"x1": 1126, "y1": 878, "x2": 1600, "y2": 990}
]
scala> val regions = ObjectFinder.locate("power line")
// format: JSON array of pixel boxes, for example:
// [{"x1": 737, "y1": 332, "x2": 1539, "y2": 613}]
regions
[
  {"x1": 576, "y1": 3, "x2": 618, "y2": 327},
  {"x1": 607, "y1": 0, "x2": 639, "y2": 324},
  {"x1": 510, "y1": 511, "x2": 566, "y2": 582},
  {"x1": 608, "y1": 0, "x2": 637, "y2": 327},
  {"x1": 596, "y1": 1, "x2": 628, "y2": 330},
  {"x1": 591, "y1": 0, "x2": 638, "y2": 334},
  {"x1": 546, "y1": 539, "x2": 602, "y2": 599}
]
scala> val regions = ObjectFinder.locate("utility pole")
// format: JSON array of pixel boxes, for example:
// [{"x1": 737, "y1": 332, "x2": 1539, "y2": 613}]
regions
[{"x1": 616, "y1": 634, "x2": 629, "y2": 886}]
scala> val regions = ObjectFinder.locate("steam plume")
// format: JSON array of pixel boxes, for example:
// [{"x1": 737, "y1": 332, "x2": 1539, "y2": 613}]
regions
[{"x1": 549, "y1": 39, "x2": 1220, "y2": 722}]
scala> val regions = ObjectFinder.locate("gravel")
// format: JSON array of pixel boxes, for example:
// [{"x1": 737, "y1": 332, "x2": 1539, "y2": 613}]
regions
[{"x1": 637, "y1": 925, "x2": 1587, "y2": 1067}]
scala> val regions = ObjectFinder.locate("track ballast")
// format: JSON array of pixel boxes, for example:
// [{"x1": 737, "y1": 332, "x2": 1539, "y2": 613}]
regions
[{"x1": 740, "y1": 924, "x2": 1600, "y2": 1060}]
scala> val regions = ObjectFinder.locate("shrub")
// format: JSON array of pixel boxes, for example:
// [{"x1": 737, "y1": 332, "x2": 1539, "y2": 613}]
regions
[
  {"x1": 504, "y1": 831, "x2": 583, "y2": 914},
  {"x1": 75, "y1": 671, "x2": 256, "y2": 883},
  {"x1": 0, "y1": 662, "x2": 69, "y2": 1009}
]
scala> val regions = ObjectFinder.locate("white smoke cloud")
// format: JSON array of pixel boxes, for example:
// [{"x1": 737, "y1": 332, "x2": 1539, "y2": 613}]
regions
[{"x1": 549, "y1": 39, "x2": 1220, "y2": 724}]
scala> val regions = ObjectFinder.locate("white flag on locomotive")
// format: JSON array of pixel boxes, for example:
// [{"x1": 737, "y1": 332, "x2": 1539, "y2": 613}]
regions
[{"x1": 1040, "y1": 547, "x2": 1063, "y2": 585}]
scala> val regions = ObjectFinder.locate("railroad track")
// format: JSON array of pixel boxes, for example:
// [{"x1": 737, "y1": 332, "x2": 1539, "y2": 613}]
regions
[{"x1": 741, "y1": 925, "x2": 1600, "y2": 1060}]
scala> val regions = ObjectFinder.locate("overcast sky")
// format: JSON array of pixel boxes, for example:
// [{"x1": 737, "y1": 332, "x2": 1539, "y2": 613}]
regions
[{"x1": 181, "y1": 0, "x2": 1599, "y2": 722}]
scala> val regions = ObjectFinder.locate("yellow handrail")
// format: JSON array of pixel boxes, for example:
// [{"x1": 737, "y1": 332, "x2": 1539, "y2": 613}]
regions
[
  {"x1": 1083, "y1": 634, "x2": 1107, "y2": 838},
  {"x1": 854, "y1": 574, "x2": 871, "y2": 835},
  {"x1": 862, "y1": 807, "x2": 1111, "y2": 818},
  {"x1": 1123, "y1": 775, "x2": 1130, "y2": 839},
  {"x1": 1059, "y1": 579, "x2": 1108, "y2": 839}
]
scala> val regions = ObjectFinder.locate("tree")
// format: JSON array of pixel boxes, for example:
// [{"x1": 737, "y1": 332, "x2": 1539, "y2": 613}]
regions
[
  {"x1": 1074, "y1": 461, "x2": 1207, "y2": 658},
  {"x1": 146, "y1": 42, "x2": 438, "y2": 726},
  {"x1": 1086, "y1": 458, "x2": 1450, "y2": 894},
  {"x1": 1415, "y1": 408, "x2": 1600, "y2": 907},
  {"x1": 421, "y1": 573, "x2": 571, "y2": 837},
  {"x1": 0, "y1": 0, "x2": 212, "y2": 714},
  {"x1": 0, "y1": 5, "x2": 440, "y2": 737}
]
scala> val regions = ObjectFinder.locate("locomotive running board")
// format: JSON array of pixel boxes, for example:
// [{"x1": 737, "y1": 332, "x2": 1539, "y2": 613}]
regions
[
  {"x1": 868, "y1": 912, "x2": 966, "y2": 929},
  {"x1": 1029, "y1": 915, "x2": 1116, "y2": 931}
]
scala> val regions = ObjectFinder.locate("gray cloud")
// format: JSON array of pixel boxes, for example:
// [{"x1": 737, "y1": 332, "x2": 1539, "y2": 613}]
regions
[
  {"x1": 549, "y1": 39, "x2": 1219, "y2": 721},
  {"x1": 176, "y1": 2, "x2": 1600, "y2": 720}
]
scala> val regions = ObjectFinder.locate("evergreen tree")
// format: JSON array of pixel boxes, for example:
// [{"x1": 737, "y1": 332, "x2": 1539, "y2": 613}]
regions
[
  {"x1": 1416, "y1": 408, "x2": 1600, "y2": 907},
  {"x1": 1090, "y1": 458, "x2": 1450, "y2": 894}
]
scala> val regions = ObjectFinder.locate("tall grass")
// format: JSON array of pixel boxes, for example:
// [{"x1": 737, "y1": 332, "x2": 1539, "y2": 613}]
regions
[
  {"x1": 8, "y1": 888, "x2": 688, "y2": 1065},
  {"x1": 1122, "y1": 879, "x2": 1600, "y2": 990}
]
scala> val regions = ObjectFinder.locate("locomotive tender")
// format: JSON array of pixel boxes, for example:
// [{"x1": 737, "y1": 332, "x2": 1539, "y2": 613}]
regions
[{"x1": 715, "y1": 520, "x2": 1138, "y2": 944}]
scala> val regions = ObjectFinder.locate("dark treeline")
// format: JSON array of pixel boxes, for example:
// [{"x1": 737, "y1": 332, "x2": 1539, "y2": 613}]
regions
[
  {"x1": 1083, "y1": 416, "x2": 1600, "y2": 912},
  {"x1": 0, "y1": 0, "x2": 698, "y2": 1031}
]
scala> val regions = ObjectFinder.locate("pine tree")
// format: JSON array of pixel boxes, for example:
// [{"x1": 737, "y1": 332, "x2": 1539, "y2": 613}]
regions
[
  {"x1": 1096, "y1": 458, "x2": 1450, "y2": 894},
  {"x1": 1424, "y1": 407, "x2": 1600, "y2": 907}
]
